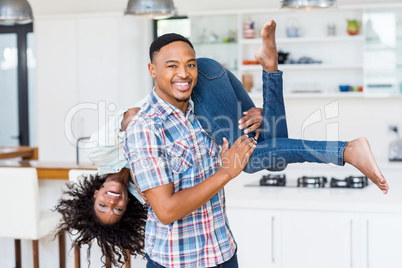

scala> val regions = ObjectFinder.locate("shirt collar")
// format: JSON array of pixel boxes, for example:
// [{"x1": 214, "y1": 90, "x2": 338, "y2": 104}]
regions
[{"x1": 150, "y1": 90, "x2": 195, "y2": 122}]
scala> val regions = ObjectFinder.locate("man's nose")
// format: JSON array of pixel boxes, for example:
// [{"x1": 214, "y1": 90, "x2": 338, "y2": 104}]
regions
[{"x1": 177, "y1": 66, "x2": 188, "y2": 77}]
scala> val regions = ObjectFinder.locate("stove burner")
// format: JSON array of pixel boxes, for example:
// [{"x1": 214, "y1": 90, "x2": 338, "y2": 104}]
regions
[
  {"x1": 260, "y1": 174, "x2": 286, "y2": 186},
  {"x1": 330, "y1": 178, "x2": 349, "y2": 188},
  {"x1": 297, "y1": 176, "x2": 327, "y2": 188},
  {"x1": 331, "y1": 176, "x2": 368, "y2": 188}
]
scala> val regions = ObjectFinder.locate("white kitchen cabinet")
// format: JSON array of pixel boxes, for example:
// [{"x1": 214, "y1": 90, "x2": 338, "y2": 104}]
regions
[
  {"x1": 226, "y1": 207, "x2": 281, "y2": 268},
  {"x1": 360, "y1": 213, "x2": 402, "y2": 268},
  {"x1": 363, "y1": 7, "x2": 402, "y2": 96},
  {"x1": 281, "y1": 210, "x2": 360, "y2": 268}
]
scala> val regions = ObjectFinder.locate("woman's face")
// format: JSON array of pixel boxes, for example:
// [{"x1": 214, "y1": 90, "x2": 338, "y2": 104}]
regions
[{"x1": 93, "y1": 179, "x2": 130, "y2": 225}]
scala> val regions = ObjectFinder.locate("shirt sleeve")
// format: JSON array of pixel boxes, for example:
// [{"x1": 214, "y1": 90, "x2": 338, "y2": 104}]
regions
[
  {"x1": 124, "y1": 120, "x2": 173, "y2": 192},
  {"x1": 87, "y1": 108, "x2": 128, "y2": 174}
]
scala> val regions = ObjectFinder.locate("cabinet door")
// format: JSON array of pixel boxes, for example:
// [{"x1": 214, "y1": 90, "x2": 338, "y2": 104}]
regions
[
  {"x1": 281, "y1": 211, "x2": 360, "y2": 268},
  {"x1": 226, "y1": 207, "x2": 280, "y2": 268},
  {"x1": 362, "y1": 213, "x2": 402, "y2": 268}
]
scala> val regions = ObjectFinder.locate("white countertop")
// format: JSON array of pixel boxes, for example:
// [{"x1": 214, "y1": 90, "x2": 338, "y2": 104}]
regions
[{"x1": 225, "y1": 162, "x2": 402, "y2": 214}]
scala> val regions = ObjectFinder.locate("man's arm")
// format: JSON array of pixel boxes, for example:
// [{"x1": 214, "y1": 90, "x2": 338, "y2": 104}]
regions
[{"x1": 140, "y1": 136, "x2": 256, "y2": 225}]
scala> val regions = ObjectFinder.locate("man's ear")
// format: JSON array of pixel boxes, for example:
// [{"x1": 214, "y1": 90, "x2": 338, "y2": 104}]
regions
[{"x1": 148, "y1": 63, "x2": 156, "y2": 78}]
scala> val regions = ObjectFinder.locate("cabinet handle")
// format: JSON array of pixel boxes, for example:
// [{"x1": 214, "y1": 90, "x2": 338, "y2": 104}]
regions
[
  {"x1": 350, "y1": 220, "x2": 353, "y2": 267},
  {"x1": 271, "y1": 216, "x2": 275, "y2": 263},
  {"x1": 367, "y1": 220, "x2": 369, "y2": 268}
]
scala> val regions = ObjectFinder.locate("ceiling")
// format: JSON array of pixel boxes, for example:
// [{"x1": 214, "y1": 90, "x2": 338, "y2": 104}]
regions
[{"x1": 29, "y1": 0, "x2": 401, "y2": 16}]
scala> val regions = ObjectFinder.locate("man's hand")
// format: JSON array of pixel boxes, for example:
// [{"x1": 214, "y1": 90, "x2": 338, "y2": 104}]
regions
[
  {"x1": 238, "y1": 107, "x2": 263, "y2": 140},
  {"x1": 220, "y1": 135, "x2": 256, "y2": 179},
  {"x1": 121, "y1": 107, "x2": 141, "y2": 132}
]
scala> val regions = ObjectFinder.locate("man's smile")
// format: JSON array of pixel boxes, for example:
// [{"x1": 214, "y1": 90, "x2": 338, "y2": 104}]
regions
[{"x1": 173, "y1": 81, "x2": 191, "y2": 91}]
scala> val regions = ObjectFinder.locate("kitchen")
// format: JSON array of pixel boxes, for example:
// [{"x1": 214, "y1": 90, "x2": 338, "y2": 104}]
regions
[{"x1": 1, "y1": 0, "x2": 402, "y2": 267}]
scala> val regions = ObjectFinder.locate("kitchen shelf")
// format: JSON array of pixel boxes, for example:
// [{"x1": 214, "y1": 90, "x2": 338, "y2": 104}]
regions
[
  {"x1": 240, "y1": 35, "x2": 364, "y2": 45},
  {"x1": 189, "y1": 5, "x2": 402, "y2": 98},
  {"x1": 249, "y1": 92, "x2": 364, "y2": 99},
  {"x1": 240, "y1": 63, "x2": 362, "y2": 71},
  {"x1": 193, "y1": 41, "x2": 237, "y2": 46},
  {"x1": 248, "y1": 91, "x2": 402, "y2": 99}
]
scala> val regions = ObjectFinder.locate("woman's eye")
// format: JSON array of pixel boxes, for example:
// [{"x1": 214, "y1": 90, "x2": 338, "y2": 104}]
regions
[
  {"x1": 115, "y1": 208, "x2": 123, "y2": 212},
  {"x1": 99, "y1": 204, "x2": 106, "y2": 208}
]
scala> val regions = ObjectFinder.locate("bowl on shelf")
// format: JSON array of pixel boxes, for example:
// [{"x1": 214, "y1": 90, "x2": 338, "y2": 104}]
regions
[
  {"x1": 339, "y1": 85, "x2": 351, "y2": 92},
  {"x1": 278, "y1": 51, "x2": 289, "y2": 64}
]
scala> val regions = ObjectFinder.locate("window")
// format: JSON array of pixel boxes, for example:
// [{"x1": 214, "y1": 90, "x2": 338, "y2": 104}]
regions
[{"x1": 0, "y1": 23, "x2": 33, "y2": 145}]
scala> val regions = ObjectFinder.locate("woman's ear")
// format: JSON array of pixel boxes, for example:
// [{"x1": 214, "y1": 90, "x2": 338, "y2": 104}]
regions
[{"x1": 93, "y1": 190, "x2": 98, "y2": 198}]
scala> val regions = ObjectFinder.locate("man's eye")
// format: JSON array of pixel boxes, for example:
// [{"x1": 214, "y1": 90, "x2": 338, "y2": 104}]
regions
[
  {"x1": 188, "y1": 64, "x2": 196, "y2": 68},
  {"x1": 168, "y1": 65, "x2": 177, "y2": 68}
]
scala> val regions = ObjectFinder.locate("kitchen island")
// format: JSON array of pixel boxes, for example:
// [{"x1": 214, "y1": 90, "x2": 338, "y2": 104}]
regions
[{"x1": 225, "y1": 162, "x2": 402, "y2": 268}]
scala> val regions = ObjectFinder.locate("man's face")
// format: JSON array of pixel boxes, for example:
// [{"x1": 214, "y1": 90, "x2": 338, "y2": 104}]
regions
[{"x1": 148, "y1": 41, "x2": 197, "y2": 112}]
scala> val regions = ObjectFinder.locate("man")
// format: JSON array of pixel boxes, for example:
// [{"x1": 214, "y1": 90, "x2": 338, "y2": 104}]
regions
[{"x1": 124, "y1": 32, "x2": 256, "y2": 267}]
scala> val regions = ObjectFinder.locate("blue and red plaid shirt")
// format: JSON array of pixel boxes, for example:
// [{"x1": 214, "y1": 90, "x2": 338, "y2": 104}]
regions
[{"x1": 124, "y1": 91, "x2": 236, "y2": 268}]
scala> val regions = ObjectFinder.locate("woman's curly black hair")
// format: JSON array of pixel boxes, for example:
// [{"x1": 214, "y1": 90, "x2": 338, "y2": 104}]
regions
[{"x1": 54, "y1": 173, "x2": 147, "y2": 267}]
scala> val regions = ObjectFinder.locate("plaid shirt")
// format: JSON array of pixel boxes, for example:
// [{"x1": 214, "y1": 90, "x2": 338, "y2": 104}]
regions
[{"x1": 124, "y1": 91, "x2": 236, "y2": 268}]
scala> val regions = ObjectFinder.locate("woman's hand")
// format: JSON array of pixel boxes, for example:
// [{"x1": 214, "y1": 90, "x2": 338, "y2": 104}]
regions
[
  {"x1": 238, "y1": 107, "x2": 263, "y2": 140},
  {"x1": 121, "y1": 107, "x2": 141, "y2": 132}
]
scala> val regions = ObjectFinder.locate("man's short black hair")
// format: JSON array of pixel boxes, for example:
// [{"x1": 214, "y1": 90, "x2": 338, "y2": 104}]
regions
[{"x1": 149, "y1": 33, "x2": 194, "y2": 62}]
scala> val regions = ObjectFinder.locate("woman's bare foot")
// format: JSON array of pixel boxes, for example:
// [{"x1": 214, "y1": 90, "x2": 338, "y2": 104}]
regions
[
  {"x1": 343, "y1": 137, "x2": 389, "y2": 194},
  {"x1": 254, "y1": 19, "x2": 278, "y2": 72}
]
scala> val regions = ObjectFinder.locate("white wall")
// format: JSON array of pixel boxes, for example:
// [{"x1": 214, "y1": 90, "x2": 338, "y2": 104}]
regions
[
  {"x1": 282, "y1": 98, "x2": 402, "y2": 163},
  {"x1": 34, "y1": 14, "x2": 153, "y2": 162}
]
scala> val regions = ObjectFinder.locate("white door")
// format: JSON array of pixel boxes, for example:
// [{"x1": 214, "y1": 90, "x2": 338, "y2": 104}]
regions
[
  {"x1": 281, "y1": 210, "x2": 360, "y2": 268},
  {"x1": 361, "y1": 213, "x2": 402, "y2": 268},
  {"x1": 226, "y1": 207, "x2": 281, "y2": 268}
]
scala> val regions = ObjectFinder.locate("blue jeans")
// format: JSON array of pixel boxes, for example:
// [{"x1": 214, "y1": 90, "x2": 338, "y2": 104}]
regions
[
  {"x1": 145, "y1": 253, "x2": 238, "y2": 268},
  {"x1": 192, "y1": 58, "x2": 347, "y2": 172}
]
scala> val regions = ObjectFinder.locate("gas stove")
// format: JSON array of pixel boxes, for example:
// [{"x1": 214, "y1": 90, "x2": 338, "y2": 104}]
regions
[
  {"x1": 257, "y1": 174, "x2": 369, "y2": 189},
  {"x1": 297, "y1": 176, "x2": 327, "y2": 188},
  {"x1": 260, "y1": 174, "x2": 286, "y2": 186}
]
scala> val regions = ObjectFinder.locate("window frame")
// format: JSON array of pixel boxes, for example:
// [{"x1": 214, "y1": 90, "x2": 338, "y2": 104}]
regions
[{"x1": 0, "y1": 23, "x2": 33, "y2": 145}]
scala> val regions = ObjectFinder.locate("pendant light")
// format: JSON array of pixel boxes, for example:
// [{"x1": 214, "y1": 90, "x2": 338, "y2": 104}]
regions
[
  {"x1": 125, "y1": 0, "x2": 176, "y2": 17},
  {"x1": 281, "y1": 0, "x2": 336, "y2": 9},
  {"x1": 0, "y1": 0, "x2": 33, "y2": 25}
]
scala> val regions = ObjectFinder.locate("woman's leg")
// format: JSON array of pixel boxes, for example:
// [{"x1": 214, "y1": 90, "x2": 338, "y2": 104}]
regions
[
  {"x1": 193, "y1": 58, "x2": 255, "y2": 146},
  {"x1": 193, "y1": 20, "x2": 288, "y2": 147},
  {"x1": 193, "y1": 63, "x2": 288, "y2": 146},
  {"x1": 259, "y1": 70, "x2": 288, "y2": 140},
  {"x1": 193, "y1": 20, "x2": 389, "y2": 193},
  {"x1": 243, "y1": 20, "x2": 348, "y2": 171},
  {"x1": 192, "y1": 25, "x2": 345, "y2": 172}
]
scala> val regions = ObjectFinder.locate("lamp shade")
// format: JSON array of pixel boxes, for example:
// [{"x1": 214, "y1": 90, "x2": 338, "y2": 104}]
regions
[
  {"x1": 281, "y1": 0, "x2": 336, "y2": 8},
  {"x1": 0, "y1": 0, "x2": 33, "y2": 25},
  {"x1": 125, "y1": 0, "x2": 176, "y2": 16}
]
